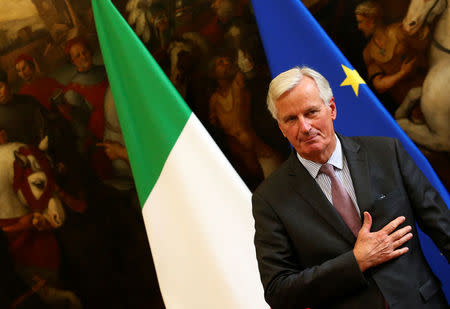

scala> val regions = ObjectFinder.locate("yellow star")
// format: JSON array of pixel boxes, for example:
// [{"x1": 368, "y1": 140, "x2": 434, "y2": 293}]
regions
[{"x1": 340, "y1": 64, "x2": 365, "y2": 96}]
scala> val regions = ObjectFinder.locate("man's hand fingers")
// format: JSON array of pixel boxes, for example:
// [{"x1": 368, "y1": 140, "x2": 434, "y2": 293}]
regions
[
  {"x1": 389, "y1": 246, "x2": 409, "y2": 259},
  {"x1": 354, "y1": 216, "x2": 411, "y2": 271},
  {"x1": 390, "y1": 225, "x2": 412, "y2": 240},
  {"x1": 392, "y1": 232, "x2": 413, "y2": 249},
  {"x1": 360, "y1": 212, "x2": 372, "y2": 233},
  {"x1": 382, "y1": 216, "x2": 406, "y2": 234}
]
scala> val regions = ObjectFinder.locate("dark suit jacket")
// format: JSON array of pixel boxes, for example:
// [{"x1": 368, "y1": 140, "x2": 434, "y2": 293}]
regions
[{"x1": 252, "y1": 135, "x2": 450, "y2": 309}]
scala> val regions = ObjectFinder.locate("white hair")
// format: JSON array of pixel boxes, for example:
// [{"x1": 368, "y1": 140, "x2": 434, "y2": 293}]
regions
[{"x1": 266, "y1": 66, "x2": 333, "y2": 119}]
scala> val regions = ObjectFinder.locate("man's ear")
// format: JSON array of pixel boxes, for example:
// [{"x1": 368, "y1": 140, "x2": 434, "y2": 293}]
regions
[{"x1": 329, "y1": 97, "x2": 337, "y2": 120}]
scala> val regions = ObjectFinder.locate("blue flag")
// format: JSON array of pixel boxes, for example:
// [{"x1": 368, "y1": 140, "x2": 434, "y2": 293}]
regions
[{"x1": 252, "y1": 0, "x2": 449, "y2": 299}]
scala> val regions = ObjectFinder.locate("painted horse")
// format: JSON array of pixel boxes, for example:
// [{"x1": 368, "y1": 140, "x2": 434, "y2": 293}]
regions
[
  {"x1": 396, "y1": 0, "x2": 450, "y2": 151},
  {"x1": 0, "y1": 139, "x2": 82, "y2": 308}
]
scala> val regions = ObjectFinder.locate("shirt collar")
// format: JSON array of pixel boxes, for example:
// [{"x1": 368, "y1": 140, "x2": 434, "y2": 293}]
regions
[{"x1": 296, "y1": 134, "x2": 343, "y2": 178}]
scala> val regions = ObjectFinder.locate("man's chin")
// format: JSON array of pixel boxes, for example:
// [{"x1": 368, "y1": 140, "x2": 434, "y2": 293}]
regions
[{"x1": 296, "y1": 143, "x2": 320, "y2": 154}]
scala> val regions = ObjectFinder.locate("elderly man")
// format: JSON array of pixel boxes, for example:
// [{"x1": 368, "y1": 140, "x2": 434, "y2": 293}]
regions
[{"x1": 252, "y1": 66, "x2": 449, "y2": 308}]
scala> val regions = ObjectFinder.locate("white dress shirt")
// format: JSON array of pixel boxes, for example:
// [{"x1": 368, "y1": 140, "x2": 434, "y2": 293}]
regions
[{"x1": 296, "y1": 135, "x2": 360, "y2": 215}]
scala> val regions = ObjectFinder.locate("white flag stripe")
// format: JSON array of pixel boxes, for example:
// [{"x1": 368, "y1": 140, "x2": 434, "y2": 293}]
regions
[{"x1": 142, "y1": 114, "x2": 268, "y2": 309}]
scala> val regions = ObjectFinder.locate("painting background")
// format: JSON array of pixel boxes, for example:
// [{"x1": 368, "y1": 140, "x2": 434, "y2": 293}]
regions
[
  {"x1": 0, "y1": 0, "x2": 164, "y2": 308},
  {"x1": 0, "y1": 0, "x2": 447, "y2": 308}
]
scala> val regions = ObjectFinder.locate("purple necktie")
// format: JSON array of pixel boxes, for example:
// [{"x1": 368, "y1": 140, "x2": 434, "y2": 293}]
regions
[{"x1": 320, "y1": 163, "x2": 362, "y2": 236}]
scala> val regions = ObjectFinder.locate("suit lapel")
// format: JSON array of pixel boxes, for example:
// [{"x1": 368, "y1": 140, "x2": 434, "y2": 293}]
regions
[
  {"x1": 339, "y1": 135, "x2": 373, "y2": 215},
  {"x1": 286, "y1": 152, "x2": 355, "y2": 244}
]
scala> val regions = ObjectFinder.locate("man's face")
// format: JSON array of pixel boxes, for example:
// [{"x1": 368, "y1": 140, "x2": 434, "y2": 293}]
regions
[
  {"x1": 69, "y1": 43, "x2": 93, "y2": 72},
  {"x1": 276, "y1": 77, "x2": 337, "y2": 163},
  {"x1": 16, "y1": 60, "x2": 34, "y2": 82},
  {"x1": 215, "y1": 56, "x2": 235, "y2": 79},
  {"x1": 356, "y1": 14, "x2": 376, "y2": 38},
  {"x1": 0, "y1": 82, "x2": 11, "y2": 104}
]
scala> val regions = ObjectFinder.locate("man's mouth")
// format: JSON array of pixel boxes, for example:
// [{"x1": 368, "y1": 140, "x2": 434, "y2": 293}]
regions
[{"x1": 303, "y1": 135, "x2": 318, "y2": 143}]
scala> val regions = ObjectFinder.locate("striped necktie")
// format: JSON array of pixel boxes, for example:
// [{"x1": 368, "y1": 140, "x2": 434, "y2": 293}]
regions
[{"x1": 320, "y1": 163, "x2": 361, "y2": 236}]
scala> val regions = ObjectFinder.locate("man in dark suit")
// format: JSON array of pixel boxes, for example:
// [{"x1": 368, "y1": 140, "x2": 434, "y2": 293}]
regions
[{"x1": 252, "y1": 66, "x2": 450, "y2": 309}]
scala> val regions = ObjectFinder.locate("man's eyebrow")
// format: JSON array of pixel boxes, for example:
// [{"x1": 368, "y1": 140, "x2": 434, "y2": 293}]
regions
[
  {"x1": 305, "y1": 106, "x2": 320, "y2": 112},
  {"x1": 281, "y1": 114, "x2": 295, "y2": 122}
]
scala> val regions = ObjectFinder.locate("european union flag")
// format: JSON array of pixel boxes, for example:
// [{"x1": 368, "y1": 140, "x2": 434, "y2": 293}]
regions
[{"x1": 251, "y1": 0, "x2": 449, "y2": 299}]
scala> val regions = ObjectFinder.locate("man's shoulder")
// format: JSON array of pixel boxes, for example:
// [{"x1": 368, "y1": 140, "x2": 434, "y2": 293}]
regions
[
  {"x1": 341, "y1": 135, "x2": 400, "y2": 160},
  {"x1": 343, "y1": 135, "x2": 397, "y2": 148}
]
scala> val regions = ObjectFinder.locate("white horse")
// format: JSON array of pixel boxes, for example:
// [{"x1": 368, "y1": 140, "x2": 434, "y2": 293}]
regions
[
  {"x1": 0, "y1": 139, "x2": 64, "y2": 225},
  {"x1": 396, "y1": 0, "x2": 450, "y2": 151},
  {"x1": 0, "y1": 140, "x2": 82, "y2": 309}
]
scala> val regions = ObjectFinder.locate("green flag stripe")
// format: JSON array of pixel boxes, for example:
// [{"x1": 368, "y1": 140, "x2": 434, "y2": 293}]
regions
[{"x1": 92, "y1": 0, "x2": 191, "y2": 205}]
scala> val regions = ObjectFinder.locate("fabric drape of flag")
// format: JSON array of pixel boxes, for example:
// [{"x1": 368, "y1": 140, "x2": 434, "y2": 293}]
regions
[
  {"x1": 91, "y1": 1, "x2": 268, "y2": 308},
  {"x1": 251, "y1": 0, "x2": 449, "y2": 299}
]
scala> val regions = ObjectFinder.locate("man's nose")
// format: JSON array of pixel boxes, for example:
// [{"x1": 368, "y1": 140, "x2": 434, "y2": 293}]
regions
[{"x1": 298, "y1": 118, "x2": 311, "y2": 134}]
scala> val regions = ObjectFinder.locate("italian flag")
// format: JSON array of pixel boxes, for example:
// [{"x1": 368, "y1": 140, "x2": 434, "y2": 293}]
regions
[{"x1": 92, "y1": 1, "x2": 268, "y2": 308}]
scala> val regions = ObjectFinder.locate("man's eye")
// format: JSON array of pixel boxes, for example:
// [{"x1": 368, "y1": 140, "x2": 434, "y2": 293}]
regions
[{"x1": 285, "y1": 117, "x2": 296, "y2": 123}]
